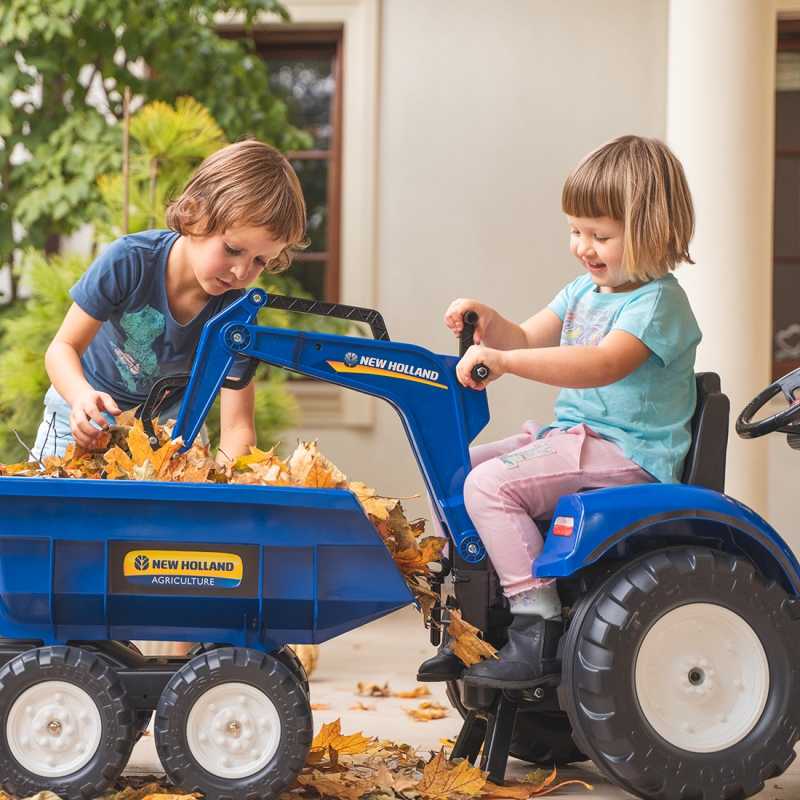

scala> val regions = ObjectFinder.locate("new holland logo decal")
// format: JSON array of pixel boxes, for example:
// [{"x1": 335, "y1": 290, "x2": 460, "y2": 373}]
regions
[
  {"x1": 123, "y1": 549, "x2": 243, "y2": 588},
  {"x1": 327, "y1": 354, "x2": 448, "y2": 389}
]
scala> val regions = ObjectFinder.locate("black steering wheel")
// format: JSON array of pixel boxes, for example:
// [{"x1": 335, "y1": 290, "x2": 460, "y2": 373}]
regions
[{"x1": 736, "y1": 366, "x2": 800, "y2": 439}]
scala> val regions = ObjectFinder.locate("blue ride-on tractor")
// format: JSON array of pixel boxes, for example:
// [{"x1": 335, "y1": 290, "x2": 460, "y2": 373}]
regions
[{"x1": 0, "y1": 288, "x2": 798, "y2": 800}]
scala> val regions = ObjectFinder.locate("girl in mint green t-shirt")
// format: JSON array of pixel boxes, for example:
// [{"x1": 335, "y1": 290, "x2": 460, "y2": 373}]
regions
[{"x1": 420, "y1": 136, "x2": 701, "y2": 690}]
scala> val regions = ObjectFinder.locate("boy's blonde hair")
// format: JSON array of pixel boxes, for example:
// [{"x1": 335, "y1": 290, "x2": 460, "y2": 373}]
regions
[
  {"x1": 561, "y1": 135, "x2": 694, "y2": 282},
  {"x1": 166, "y1": 139, "x2": 307, "y2": 273}
]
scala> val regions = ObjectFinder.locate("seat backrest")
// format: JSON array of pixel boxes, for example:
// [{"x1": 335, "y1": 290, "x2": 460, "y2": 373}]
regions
[{"x1": 680, "y1": 372, "x2": 730, "y2": 493}]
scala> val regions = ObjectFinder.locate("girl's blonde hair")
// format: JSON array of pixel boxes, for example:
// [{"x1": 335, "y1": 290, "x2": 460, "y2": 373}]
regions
[
  {"x1": 166, "y1": 139, "x2": 307, "y2": 273},
  {"x1": 562, "y1": 135, "x2": 694, "y2": 282}
]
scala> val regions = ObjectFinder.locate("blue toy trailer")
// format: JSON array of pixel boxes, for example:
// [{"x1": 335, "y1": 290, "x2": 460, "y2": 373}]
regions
[{"x1": 1, "y1": 288, "x2": 800, "y2": 800}]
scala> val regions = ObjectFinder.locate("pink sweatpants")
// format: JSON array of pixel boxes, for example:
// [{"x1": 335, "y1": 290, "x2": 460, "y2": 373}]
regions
[{"x1": 464, "y1": 422, "x2": 654, "y2": 596}]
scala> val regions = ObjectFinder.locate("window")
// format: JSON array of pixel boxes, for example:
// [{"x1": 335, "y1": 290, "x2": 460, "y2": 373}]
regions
[
  {"x1": 774, "y1": 23, "x2": 800, "y2": 380},
  {"x1": 225, "y1": 27, "x2": 343, "y2": 302}
]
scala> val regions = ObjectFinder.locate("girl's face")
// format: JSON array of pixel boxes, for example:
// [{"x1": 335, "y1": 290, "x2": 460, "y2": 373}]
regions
[
  {"x1": 567, "y1": 215, "x2": 637, "y2": 293},
  {"x1": 186, "y1": 225, "x2": 289, "y2": 295}
]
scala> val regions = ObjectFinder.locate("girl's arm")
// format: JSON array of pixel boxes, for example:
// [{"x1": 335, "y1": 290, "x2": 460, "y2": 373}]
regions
[
  {"x1": 46, "y1": 303, "x2": 122, "y2": 447},
  {"x1": 445, "y1": 300, "x2": 562, "y2": 349},
  {"x1": 218, "y1": 381, "x2": 257, "y2": 464},
  {"x1": 457, "y1": 330, "x2": 651, "y2": 390}
]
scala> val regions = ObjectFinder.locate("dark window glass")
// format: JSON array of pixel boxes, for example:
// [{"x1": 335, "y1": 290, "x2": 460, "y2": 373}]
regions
[{"x1": 255, "y1": 33, "x2": 342, "y2": 302}]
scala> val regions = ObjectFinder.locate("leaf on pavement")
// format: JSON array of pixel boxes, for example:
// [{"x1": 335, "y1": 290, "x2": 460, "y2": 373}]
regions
[
  {"x1": 392, "y1": 685, "x2": 431, "y2": 698},
  {"x1": 416, "y1": 750, "x2": 486, "y2": 798},
  {"x1": 311, "y1": 719, "x2": 373, "y2": 757}
]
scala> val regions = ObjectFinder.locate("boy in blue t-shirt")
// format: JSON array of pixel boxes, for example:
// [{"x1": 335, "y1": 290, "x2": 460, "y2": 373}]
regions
[{"x1": 33, "y1": 140, "x2": 307, "y2": 460}]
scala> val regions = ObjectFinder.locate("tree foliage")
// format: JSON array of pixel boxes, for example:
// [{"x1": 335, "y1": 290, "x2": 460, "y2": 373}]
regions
[
  {"x1": 0, "y1": 97, "x2": 344, "y2": 462},
  {"x1": 0, "y1": 0, "x2": 310, "y2": 299}
]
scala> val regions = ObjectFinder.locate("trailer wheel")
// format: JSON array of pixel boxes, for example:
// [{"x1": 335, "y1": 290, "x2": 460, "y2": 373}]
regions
[
  {"x1": 155, "y1": 647, "x2": 312, "y2": 798},
  {"x1": 275, "y1": 645, "x2": 310, "y2": 696},
  {"x1": 0, "y1": 646, "x2": 136, "y2": 800},
  {"x1": 445, "y1": 680, "x2": 586, "y2": 766},
  {"x1": 559, "y1": 547, "x2": 800, "y2": 800}
]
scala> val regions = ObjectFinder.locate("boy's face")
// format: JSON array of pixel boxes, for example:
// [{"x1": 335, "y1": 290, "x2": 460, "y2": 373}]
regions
[
  {"x1": 188, "y1": 225, "x2": 289, "y2": 295},
  {"x1": 567, "y1": 215, "x2": 636, "y2": 293}
]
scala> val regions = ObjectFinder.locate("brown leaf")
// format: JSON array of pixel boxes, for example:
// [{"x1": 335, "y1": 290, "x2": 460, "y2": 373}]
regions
[
  {"x1": 448, "y1": 609, "x2": 498, "y2": 666},
  {"x1": 311, "y1": 719, "x2": 373, "y2": 756},
  {"x1": 392, "y1": 685, "x2": 431, "y2": 698},
  {"x1": 297, "y1": 771, "x2": 371, "y2": 800},
  {"x1": 416, "y1": 750, "x2": 486, "y2": 798},
  {"x1": 140, "y1": 794, "x2": 201, "y2": 800},
  {"x1": 356, "y1": 681, "x2": 391, "y2": 697},
  {"x1": 128, "y1": 418, "x2": 155, "y2": 466},
  {"x1": 405, "y1": 702, "x2": 448, "y2": 721},
  {"x1": 311, "y1": 702, "x2": 331, "y2": 711},
  {"x1": 349, "y1": 701, "x2": 376, "y2": 711}
]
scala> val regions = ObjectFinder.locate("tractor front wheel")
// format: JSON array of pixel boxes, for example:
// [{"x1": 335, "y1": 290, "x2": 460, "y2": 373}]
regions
[{"x1": 559, "y1": 547, "x2": 800, "y2": 800}]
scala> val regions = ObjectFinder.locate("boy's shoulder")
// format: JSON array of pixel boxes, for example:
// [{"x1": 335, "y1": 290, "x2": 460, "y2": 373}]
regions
[{"x1": 100, "y1": 229, "x2": 178, "y2": 263}]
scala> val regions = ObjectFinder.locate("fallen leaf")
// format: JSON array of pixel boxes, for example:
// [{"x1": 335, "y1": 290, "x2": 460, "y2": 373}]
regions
[
  {"x1": 356, "y1": 681, "x2": 391, "y2": 697},
  {"x1": 349, "y1": 701, "x2": 376, "y2": 711},
  {"x1": 392, "y1": 685, "x2": 431, "y2": 698},
  {"x1": 311, "y1": 719, "x2": 373, "y2": 757},
  {"x1": 416, "y1": 750, "x2": 486, "y2": 798},
  {"x1": 405, "y1": 704, "x2": 448, "y2": 722},
  {"x1": 311, "y1": 703, "x2": 331, "y2": 710}
]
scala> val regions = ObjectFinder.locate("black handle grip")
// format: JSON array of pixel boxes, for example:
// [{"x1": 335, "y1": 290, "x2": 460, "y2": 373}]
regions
[
  {"x1": 460, "y1": 310, "x2": 479, "y2": 356},
  {"x1": 459, "y1": 310, "x2": 490, "y2": 384}
]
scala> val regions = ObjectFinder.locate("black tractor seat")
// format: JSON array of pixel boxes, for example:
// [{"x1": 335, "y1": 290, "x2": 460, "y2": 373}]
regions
[{"x1": 680, "y1": 372, "x2": 729, "y2": 493}]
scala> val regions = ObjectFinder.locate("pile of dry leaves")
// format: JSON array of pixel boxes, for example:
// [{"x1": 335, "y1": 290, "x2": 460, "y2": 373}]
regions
[
  {"x1": 0, "y1": 719, "x2": 592, "y2": 800},
  {"x1": 1, "y1": 414, "x2": 494, "y2": 665}
]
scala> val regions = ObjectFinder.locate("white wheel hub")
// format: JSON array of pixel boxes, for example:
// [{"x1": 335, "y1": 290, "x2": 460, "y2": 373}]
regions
[
  {"x1": 186, "y1": 682, "x2": 281, "y2": 779},
  {"x1": 6, "y1": 680, "x2": 102, "y2": 777},
  {"x1": 635, "y1": 602, "x2": 769, "y2": 752}
]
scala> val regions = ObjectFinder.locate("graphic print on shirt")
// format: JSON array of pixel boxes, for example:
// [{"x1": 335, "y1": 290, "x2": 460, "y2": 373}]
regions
[
  {"x1": 113, "y1": 306, "x2": 166, "y2": 393},
  {"x1": 561, "y1": 298, "x2": 615, "y2": 346}
]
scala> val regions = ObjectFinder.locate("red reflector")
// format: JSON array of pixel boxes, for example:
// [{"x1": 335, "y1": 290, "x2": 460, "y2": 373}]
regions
[{"x1": 552, "y1": 516, "x2": 574, "y2": 537}]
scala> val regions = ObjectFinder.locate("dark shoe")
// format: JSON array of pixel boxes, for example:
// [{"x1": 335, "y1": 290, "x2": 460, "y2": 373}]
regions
[
  {"x1": 462, "y1": 614, "x2": 562, "y2": 689},
  {"x1": 417, "y1": 643, "x2": 464, "y2": 682}
]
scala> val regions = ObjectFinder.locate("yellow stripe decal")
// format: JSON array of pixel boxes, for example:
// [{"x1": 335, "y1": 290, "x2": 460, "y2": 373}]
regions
[{"x1": 326, "y1": 361, "x2": 448, "y2": 389}]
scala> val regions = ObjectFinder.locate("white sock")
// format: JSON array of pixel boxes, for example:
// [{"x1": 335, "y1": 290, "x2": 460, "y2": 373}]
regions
[{"x1": 509, "y1": 583, "x2": 561, "y2": 620}]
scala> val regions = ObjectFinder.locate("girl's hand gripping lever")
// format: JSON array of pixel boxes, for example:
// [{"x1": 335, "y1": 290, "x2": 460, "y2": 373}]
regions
[{"x1": 460, "y1": 310, "x2": 490, "y2": 384}]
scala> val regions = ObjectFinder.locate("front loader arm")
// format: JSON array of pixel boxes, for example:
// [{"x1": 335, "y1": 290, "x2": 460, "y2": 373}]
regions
[{"x1": 169, "y1": 290, "x2": 491, "y2": 564}]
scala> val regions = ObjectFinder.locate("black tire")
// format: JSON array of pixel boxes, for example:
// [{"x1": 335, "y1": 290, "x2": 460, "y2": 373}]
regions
[
  {"x1": 274, "y1": 646, "x2": 310, "y2": 697},
  {"x1": 0, "y1": 646, "x2": 136, "y2": 800},
  {"x1": 559, "y1": 547, "x2": 800, "y2": 800},
  {"x1": 187, "y1": 642, "x2": 310, "y2": 697},
  {"x1": 155, "y1": 646, "x2": 312, "y2": 799},
  {"x1": 445, "y1": 680, "x2": 586, "y2": 766}
]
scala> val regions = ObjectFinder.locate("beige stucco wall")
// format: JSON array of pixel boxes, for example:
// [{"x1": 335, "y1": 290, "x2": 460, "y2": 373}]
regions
[{"x1": 286, "y1": 0, "x2": 669, "y2": 520}]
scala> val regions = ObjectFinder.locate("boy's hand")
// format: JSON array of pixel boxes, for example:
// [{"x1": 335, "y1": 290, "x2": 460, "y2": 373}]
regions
[
  {"x1": 70, "y1": 389, "x2": 121, "y2": 448},
  {"x1": 456, "y1": 344, "x2": 506, "y2": 390},
  {"x1": 444, "y1": 299, "x2": 495, "y2": 343}
]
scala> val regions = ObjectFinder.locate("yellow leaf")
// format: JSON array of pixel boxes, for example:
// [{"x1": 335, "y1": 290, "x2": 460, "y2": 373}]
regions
[
  {"x1": 392, "y1": 685, "x2": 431, "y2": 698},
  {"x1": 128, "y1": 418, "x2": 155, "y2": 466},
  {"x1": 140, "y1": 794, "x2": 202, "y2": 800},
  {"x1": 311, "y1": 719, "x2": 373, "y2": 756},
  {"x1": 405, "y1": 701, "x2": 448, "y2": 721},
  {"x1": 104, "y1": 446, "x2": 134, "y2": 479},
  {"x1": 448, "y1": 609, "x2": 498, "y2": 666},
  {"x1": 416, "y1": 750, "x2": 486, "y2": 798},
  {"x1": 356, "y1": 681, "x2": 391, "y2": 697}
]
